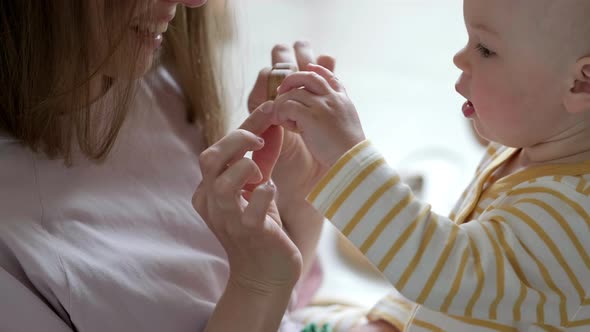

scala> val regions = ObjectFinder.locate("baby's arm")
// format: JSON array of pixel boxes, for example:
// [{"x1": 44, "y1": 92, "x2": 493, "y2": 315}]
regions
[
  {"x1": 270, "y1": 65, "x2": 588, "y2": 328},
  {"x1": 308, "y1": 141, "x2": 588, "y2": 327}
]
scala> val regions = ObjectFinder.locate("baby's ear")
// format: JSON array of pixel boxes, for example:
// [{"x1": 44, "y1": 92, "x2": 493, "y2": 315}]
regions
[{"x1": 564, "y1": 57, "x2": 590, "y2": 114}]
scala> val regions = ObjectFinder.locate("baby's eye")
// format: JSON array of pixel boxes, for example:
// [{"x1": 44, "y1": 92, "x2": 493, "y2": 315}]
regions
[{"x1": 475, "y1": 43, "x2": 496, "y2": 58}]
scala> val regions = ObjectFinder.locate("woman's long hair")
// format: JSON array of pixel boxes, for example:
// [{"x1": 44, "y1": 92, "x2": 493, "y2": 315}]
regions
[{"x1": 0, "y1": 1, "x2": 227, "y2": 163}]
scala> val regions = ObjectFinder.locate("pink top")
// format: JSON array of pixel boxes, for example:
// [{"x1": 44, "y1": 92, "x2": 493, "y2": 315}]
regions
[{"x1": 0, "y1": 67, "x2": 311, "y2": 332}]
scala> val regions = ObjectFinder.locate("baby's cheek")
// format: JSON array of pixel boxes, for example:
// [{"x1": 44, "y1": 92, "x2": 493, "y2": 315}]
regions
[
  {"x1": 471, "y1": 83, "x2": 521, "y2": 132},
  {"x1": 476, "y1": 75, "x2": 518, "y2": 112}
]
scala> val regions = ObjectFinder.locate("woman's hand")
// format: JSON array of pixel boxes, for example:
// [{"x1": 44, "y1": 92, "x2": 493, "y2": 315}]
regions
[
  {"x1": 193, "y1": 103, "x2": 302, "y2": 292},
  {"x1": 195, "y1": 104, "x2": 301, "y2": 331}
]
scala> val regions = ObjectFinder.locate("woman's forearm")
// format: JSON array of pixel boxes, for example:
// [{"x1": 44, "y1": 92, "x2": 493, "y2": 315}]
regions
[{"x1": 204, "y1": 278, "x2": 295, "y2": 332}]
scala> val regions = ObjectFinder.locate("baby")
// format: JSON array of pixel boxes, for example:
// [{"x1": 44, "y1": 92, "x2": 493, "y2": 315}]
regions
[
  {"x1": 266, "y1": 0, "x2": 590, "y2": 330},
  {"x1": 196, "y1": 0, "x2": 590, "y2": 330}
]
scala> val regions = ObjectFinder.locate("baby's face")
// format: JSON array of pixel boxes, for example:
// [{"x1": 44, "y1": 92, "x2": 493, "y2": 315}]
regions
[{"x1": 453, "y1": 0, "x2": 586, "y2": 148}]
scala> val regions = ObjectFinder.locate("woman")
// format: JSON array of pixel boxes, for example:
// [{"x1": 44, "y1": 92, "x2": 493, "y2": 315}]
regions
[{"x1": 0, "y1": 1, "x2": 331, "y2": 331}]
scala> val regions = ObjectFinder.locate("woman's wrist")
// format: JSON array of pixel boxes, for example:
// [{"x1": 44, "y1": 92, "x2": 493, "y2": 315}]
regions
[
  {"x1": 227, "y1": 272, "x2": 298, "y2": 297},
  {"x1": 205, "y1": 276, "x2": 295, "y2": 332}
]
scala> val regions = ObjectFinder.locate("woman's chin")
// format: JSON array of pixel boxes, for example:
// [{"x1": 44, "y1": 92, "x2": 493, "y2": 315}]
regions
[
  {"x1": 135, "y1": 52, "x2": 158, "y2": 77},
  {"x1": 103, "y1": 52, "x2": 158, "y2": 81}
]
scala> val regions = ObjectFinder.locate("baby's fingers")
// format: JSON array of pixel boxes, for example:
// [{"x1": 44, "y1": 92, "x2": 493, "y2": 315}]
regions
[
  {"x1": 242, "y1": 182, "x2": 276, "y2": 228},
  {"x1": 277, "y1": 71, "x2": 332, "y2": 96},
  {"x1": 273, "y1": 89, "x2": 320, "y2": 131},
  {"x1": 306, "y1": 63, "x2": 344, "y2": 92}
]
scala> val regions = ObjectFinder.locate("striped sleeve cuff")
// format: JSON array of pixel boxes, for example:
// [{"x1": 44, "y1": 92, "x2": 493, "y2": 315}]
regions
[
  {"x1": 308, "y1": 140, "x2": 390, "y2": 218},
  {"x1": 367, "y1": 292, "x2": 417, "y2": 331}
]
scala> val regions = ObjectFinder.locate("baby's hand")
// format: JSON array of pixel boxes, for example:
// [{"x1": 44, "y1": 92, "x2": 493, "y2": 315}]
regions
[{"x1": 273, "y1": 64, "x2": 366, "y2": 170}]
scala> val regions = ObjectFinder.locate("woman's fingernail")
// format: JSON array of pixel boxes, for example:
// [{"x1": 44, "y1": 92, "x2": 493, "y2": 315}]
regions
[{"x1": 257, "y1": 137, "x2": 265, "y2": 145}]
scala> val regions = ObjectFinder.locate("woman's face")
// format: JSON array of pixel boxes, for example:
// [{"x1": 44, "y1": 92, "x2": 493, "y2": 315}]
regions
[{"x1": 94, "y1": 0, "x2": 208, "y2": 80}]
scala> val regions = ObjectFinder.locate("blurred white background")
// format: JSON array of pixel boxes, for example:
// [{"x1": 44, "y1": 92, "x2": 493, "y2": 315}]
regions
[{"x1": 219, "y1": 0, "x2": 486, "y2": 308}]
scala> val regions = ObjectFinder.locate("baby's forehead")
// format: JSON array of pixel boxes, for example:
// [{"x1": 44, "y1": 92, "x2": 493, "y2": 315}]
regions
[
  {"x1": 526, "y1": 0, "x2": 590, "y2": 51},
  {"x1": 467, "y1": 0, "x2": 586, "y2": 25},
  {"x1": 468, "y1": 0, "x2": 589, "y2": 44},
  {"x1": 464, "y1": 0, "x2": 590, "y2": 64},
  {"x1": 521, "y1": 0, "x2": 588, "y2": 30}
]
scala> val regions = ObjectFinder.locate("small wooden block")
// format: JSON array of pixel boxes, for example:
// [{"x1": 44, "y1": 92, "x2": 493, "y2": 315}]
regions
[{"x1": 267, "y1": 63, "x2": 298, "y2": 100}]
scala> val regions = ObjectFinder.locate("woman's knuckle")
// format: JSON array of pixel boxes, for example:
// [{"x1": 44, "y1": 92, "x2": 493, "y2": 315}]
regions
[
  {"x1": 244, "y1": 159, "x2": 259, "y2": 173},
  {"x1": 214, "y1": 176, "x2": 234, "y2": 197},
  {"x1": 198, "y1": 149, "x2": 217, "y2": 170},
  {"x1": 234, "y1": 128, "x2": 253, "y2": 140}
]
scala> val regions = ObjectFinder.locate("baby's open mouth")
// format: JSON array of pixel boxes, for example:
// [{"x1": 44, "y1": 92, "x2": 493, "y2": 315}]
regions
[{"x1": 462, "y1": 100, "x2": 475, "y2": 118}]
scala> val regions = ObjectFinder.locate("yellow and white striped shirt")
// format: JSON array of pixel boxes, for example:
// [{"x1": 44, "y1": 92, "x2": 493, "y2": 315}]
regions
[{"x1": 307, "y1": 141, "x2": 590, "y2": 331}]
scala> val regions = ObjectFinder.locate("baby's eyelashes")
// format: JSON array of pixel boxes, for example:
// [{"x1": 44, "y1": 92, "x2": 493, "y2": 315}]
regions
[{"x1": 475, "y1": 43, "x2": 496, "y2": 58}]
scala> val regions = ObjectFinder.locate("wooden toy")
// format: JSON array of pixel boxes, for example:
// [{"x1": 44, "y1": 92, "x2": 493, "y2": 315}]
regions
[{"x1": 267, "y1": 63, "x2": 298, "y2": 100}]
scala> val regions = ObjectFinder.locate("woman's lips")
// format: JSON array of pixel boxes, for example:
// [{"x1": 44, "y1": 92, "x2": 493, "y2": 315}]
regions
[{"x1": 462, "y1": 101, "x2": 475, "y2": 118}]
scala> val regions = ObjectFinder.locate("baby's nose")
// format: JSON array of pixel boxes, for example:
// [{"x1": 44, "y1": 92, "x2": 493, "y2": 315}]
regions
[{"x1": 453, "y1": 47, "x2": 470, "y2": 73}]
